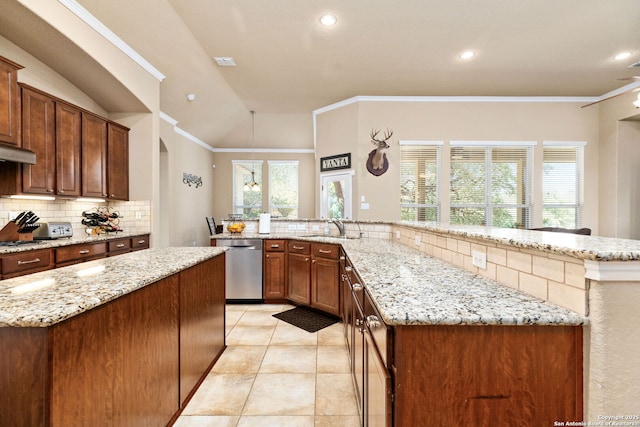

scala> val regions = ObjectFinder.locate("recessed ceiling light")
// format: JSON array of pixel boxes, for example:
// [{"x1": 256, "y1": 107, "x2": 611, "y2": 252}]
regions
[
  {"x1": 213, "y1": 56, "x2": 237, "y2": 67},
  {"x1": 320, "y1": 14, "x2": 337, "y2": 26},
  {"x1": 186, "y1": 93, "x2": 195, "y2": 101},
  {"x1": 459, "y1": 51, "x2": 475, "y2": 60},
  {"x1": 615, "y1": 52, "x2": 632, "y2": 61}
]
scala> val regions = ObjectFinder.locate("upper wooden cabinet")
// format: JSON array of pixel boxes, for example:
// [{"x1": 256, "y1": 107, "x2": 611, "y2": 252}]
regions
[
  {"x1": 20, "y1": 85, "x2": 56, "y2": 194},
  {"x1": 55, "y1": 101, "x2": 82, "y2": 196},
  {"x1": 82, "y1": 112, "x2": 108, "y2": 199},
  {"x1": 107, "y1": 122, "x2": 129, "y2": 200},
  {"x1": 0, "y1": 56, "x2": 23, "y2": 146}
]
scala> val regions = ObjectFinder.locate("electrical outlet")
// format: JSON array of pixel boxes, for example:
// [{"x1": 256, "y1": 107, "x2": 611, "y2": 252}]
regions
[
  {"x1": 8, "y1": 211, "x2": 18, "y2": 221},
  {"x1": 135, "y1": 211, "x2": 142, "y2": 220},
  {"x1": 414, "y1": 235, "x2": 421, "y2": 246},
  {"x1": 312, "y1": 225, "x2": 320, "y2": 232},
  {"x1": 396, "y1": 231, "x2": 401, "y2": 239},
  {"x1": 472, "y1": 251, "x2": 487, "y2": 270}
]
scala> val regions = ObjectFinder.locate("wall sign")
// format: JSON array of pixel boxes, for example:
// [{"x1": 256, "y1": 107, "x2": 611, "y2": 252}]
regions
[{"x1": 320, "y1": 153, "x2": 351, "y2": 172}]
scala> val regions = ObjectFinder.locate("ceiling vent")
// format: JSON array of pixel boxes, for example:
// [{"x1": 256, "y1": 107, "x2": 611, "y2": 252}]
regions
[
  {"x1": 213, "y1": 56, "x2": 237, "y2": 67},
  {"x1": 628, "y1": 61, "x2": 640, "y2": 68}
]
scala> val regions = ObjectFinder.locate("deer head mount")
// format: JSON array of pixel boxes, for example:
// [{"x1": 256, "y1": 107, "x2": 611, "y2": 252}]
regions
[{"x1": 366, "y1": 128, "x2": 393, "y2": 176}]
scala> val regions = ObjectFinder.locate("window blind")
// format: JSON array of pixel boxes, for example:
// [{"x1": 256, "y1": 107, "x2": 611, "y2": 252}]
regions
[
  {"x1": 400, "y1": 143, "x2": 440, "y2": 222},
  {"x1": 450, "y1": 145, "x2": 532, "y2": 228},
  {"x1": 542, "y1": 145, "x2": 584, "y2": 228}
]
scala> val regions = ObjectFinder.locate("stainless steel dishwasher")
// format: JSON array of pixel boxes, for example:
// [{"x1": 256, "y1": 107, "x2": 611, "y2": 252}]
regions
[{"x1": 218, "y1": 238, "x2": 263, "y2": 303}]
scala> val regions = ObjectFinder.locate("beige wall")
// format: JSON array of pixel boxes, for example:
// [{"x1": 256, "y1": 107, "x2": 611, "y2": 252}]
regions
[
  {"x1": 316, "y1": 99, "x2": 601, "y2": 228},
  {"x1": 210, "y1": 151, "x2": 315, "y2": 223}
]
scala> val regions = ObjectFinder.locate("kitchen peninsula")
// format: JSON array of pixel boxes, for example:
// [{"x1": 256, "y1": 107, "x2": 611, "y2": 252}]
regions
[{"x1": 0, "y1": 246, "x2": 226, "y2": 427}]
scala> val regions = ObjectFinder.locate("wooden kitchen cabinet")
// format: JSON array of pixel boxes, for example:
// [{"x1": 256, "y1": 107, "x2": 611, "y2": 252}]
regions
[
  {"x1": 1, "y1": 248, "x2": 53, "y2": 279},
  {"x1": 107, "y1": 236, "x2": 131, "y2": 256},
  {"x1": 264, "y1": 239, "x2": 286, "y2": 301},
  {"x1": 287, "y1": 240, "x2": 311, "y2": 305},
  {"x1": 311, "y1": 242, "x2": 340, "y2": 316},
  {"x1": 20, "y1": 85, "x2": 55, "y2": 195},
  {"x1": 81, "y1": 112, "x2": 108, "y2": 199},
  {"x1": 55, "y1": 100, "x2": 81, "y2": 196},
  {"x1": 0, "y1": 56, "x2": 23, "y2": 146},
  {"x1": 131, "y1": 234, "x2": 150, "y2": 251},
  {"x1": 55, "y1": 241, "x2": 107, "y2": 267},
  {"x1": 107, "y1": 122, "x2": 129, "y2": 200}
]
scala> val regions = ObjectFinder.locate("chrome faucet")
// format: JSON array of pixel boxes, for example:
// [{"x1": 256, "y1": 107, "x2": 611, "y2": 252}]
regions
[{"x1": 331, "y1": 219, "x2": 346, "y2": 237}]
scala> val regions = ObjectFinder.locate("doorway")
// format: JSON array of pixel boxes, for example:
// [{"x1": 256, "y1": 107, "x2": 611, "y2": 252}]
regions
[{"x1": 320, "y1": 171, "x2": 354, "y2": 219}]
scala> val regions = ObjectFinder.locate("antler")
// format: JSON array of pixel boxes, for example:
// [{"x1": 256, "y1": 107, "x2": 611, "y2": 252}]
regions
[{"x1": 370, "y1": 128, "x2": 393, "y2": 144}]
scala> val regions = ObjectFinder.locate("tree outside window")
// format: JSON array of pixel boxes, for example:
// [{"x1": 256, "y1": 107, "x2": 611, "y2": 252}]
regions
[{"x1": 269, "y1": 161, "x2": 298, "y2": 219}]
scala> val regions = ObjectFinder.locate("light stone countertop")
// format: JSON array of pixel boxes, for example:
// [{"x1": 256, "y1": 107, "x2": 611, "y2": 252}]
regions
[
  {"x1": 0, "y1": 247, "x2": 226, "y2": 328},
  {"x1": 214, "y1": 232, "x2": 585, "y2": 326},
  {"x1": 0, "y1": 231, "x2": 150, "y2": 255}
]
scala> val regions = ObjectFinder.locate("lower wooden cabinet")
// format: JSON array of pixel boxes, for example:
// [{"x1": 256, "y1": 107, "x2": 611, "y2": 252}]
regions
[
  {"x1": 264, "y1": 239, "x2": 286, "y2": 301},
  {"x1": 287, "y1": 241, "x2": 311, "y2": 305},
  {"x1": 1, "y1": 248, "x2": 53, "y2": 279},
  {"x1": 54, "y1": 241, "x2": 107, "y2": 267},
  {"x1": 311, "y1": 243, "x2": 340, "y2": 316}
]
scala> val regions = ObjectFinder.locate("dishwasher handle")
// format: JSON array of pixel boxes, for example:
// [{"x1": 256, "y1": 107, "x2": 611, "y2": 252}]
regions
[{"x1": 228, "y1": 245, "x2": 257, "y2": 250}]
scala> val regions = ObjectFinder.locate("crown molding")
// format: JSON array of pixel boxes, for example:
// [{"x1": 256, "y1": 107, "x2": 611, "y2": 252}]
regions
[{"x1": 57, "y1": 0, "x2": 165, "y2": 81}]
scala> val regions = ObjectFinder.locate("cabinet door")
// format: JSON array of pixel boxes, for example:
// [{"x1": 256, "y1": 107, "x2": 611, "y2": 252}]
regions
[
  {"x1": 81, "y1": 113, "x2": 107, "y2": 198},
  {"x1": 264, "y1": 251, "x2": 286, "y2": 300},
  {"x1": 287, "y1": 253, "x2": 311, "y2": 305},
  {"x1": 21, "y1": 86, "x2": 55, "y2": 194},
  {"x1": 0, "y1": 57, "x2": 22, "y2": 146},
  {"x1": 365, "y1": 330, "x2": 393, "y2": 427},
  {"x1": 107, "y1": 122, "x2": 129, "y2": 200},
  {"x1": 352, "y1": 294, "x2": 365, "y2": 420},
  {"x1": 311, "y1": 257, "x2": 340, "y2": 315},
  {"x1": 56, "y1": 101, "x2": 81, "y2": 196}
]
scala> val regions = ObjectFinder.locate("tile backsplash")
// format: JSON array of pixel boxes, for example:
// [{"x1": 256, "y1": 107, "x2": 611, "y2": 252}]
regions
[{"x1": 0, "y1": 198, "x2": 151, "y2": 236}]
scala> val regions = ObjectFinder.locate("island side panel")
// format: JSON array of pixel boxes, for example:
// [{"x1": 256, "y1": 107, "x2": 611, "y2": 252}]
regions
[
  {"x1": 0, "y1": 327, "x2": 48, "y2": 427},
  {"x1": 179, "y1": 254, "x2": 226, "y2": 406},
  {"x1": 393, "y1": 325, "x2": 583, "y2": 427},
  {"x1": 50, "y1": 274, "x2": 180, "y2": 427}
]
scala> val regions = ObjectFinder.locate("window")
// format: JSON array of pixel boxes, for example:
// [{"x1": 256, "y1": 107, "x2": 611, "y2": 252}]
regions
[
  {"x1": 542, "y1": 143, "x2": 585, "y2": 228},
  {"x1": 400, "y1": 142, "x2": 441, "y2": 221},
  {"x1": 232, "y1": 160, "x2": 262, "y2": 218},
  {"x1": 450, "y1": 143, "x2": 532, "y2": 228},
  {"x1": 269, "y1": 161, "x2": 299, "y2": 218}
]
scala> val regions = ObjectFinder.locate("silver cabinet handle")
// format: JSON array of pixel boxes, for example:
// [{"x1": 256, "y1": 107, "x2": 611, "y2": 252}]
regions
[
  {"x1": 366, "y1": 315, "x2": 382, "y2": 329},
  {"x1": 345, "y1": 266, "x2": 353, "y2": 272},
  {"x1": 352, "y1": 283, "x2": 363, "y2": 291},
  {"x1": 137, "y1": 240, "x2": 146, "y2": 245},
  {"x1": 116, "y1": 243, "x2": 125, "y2": 248},
  {"x1": 79, "y1": 249, "x2": 90, "y2": 254},
  {"x1": 270, "y1": 244, "x2": 280, "y2": 248},
  {"x1": 340, "y1": 256, "x2": 345, "y2": 261},
  {"x1": 17, "y1": 258, "x2": 41, "y2": 266},
  {"x1": 318, "y1": 249, "x2": 332, "y2": 254},
  {"x1": 293, "y1": 245, "x2": 304, "y2": 250}
]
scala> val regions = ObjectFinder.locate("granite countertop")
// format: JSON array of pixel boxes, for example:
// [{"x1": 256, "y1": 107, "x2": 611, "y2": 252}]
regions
[
  {"x1": 0, "y1": 247, "x2": 226, "y2": 328},
  {"x1": 338, "y1": 238, "x2": 586, "y2": 327},
  {"x1": 0, "y1": 231, "x2": 150, "y2": 255},
  {"x1": 215, "y1": 231, "x2": 585, "y2": 326}
]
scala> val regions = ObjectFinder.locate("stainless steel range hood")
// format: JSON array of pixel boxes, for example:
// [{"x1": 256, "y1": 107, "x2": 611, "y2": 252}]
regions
[{"x1": 0, "y1": 145, "x2": 36, "y2": 164}]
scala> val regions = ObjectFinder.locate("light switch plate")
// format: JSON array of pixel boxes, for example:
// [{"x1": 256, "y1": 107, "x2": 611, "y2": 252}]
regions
[{"x1": 472, "y1": 251, "x2": 487, "y2": 270}]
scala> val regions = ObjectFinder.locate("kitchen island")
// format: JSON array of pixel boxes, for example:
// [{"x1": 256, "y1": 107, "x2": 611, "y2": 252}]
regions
[{"x1": 0, "y1": 247, "x2": 226, "y2": 427}]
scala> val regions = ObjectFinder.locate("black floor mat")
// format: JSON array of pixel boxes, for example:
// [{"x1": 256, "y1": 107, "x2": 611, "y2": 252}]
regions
[{"x1": 272, "y1": 306, "x2": 339, "y2": 333}]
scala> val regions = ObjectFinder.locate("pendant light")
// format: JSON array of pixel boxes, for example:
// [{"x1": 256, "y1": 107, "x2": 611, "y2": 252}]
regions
[{"x1": 244, "y1": 111, "x2": 260, "y2": 192}]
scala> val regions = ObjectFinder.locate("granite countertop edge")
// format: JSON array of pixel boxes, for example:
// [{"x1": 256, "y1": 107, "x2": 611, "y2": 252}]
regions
[{"x1": 0, "y1": 247, "x2": 226, "y2": 328}]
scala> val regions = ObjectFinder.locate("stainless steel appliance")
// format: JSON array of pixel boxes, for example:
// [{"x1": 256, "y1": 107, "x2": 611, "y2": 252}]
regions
[
  {"x1": 217, "y1": 238, "x2": 263, "y2": 302},
  {"x1": 33, "y1": 222, "x2": 73, "y2": 240}
]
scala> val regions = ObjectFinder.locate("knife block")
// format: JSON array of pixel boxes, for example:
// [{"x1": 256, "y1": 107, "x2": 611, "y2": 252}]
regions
[{"x1": 0, "y1": 222, "x2": 33, "y2": 242}]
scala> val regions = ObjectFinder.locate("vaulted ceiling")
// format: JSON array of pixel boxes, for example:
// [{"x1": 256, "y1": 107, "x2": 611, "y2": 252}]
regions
[{"x1": 2, "y1": 0, "x2": 640, "y2": 148}]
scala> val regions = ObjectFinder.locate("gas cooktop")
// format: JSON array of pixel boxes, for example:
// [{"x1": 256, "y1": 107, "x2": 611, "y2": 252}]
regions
[{"x1": 0, "y1": 240, "x2": 42, "y2": 247}]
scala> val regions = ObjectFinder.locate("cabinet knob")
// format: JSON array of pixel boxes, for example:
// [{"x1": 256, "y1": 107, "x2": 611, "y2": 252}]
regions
[
  {"x1": 352, "y1": 283, "x2": 363, "y2": 291},
  {"x1": 305, "y1": 257, "x2": 309, "y2": 262},
  {"x1": 266, "y1": 254, "x2": 270, "y2": 258},
  {"x1": 110, "y1": 194, "x2": 115, "y2": 198},
  {"x1": 59, "y1": 190, "x2": 64, "y2": 194},
  {"x1": 345, "y1": 266, "x2": 353, "y2": 272},
  {"x1": 47, "y1": 189, "x2": 54, "y2": 193},
  {"x1": 366, "y1": 315, "x2": 382, "y2": 329}
]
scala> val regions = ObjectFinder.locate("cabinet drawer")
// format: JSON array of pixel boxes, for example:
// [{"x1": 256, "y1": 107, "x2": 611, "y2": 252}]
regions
[
  {"x1": 108, "y1": 238, "x2": 131, "y2": 253},
  {"x1": 312, "y1": 243, "x2": 339, "y2": 259},
  {"x1": 265, "y1": 239, "x2": 285, "y2": 252},
  {"x1": 131, "y1": 235, "x2": 150, "y2": 251},
  {"x1": 364, "y1": 290, "x2": 391, "y2": 368},
  {"x1": 56, "y1": 242, "x2": 107, "y2": 265},
  {"x1": 288, "y1": 240, "x2": 310, "y2": 255},
  {"x1": 2, "y1": 249, "x2": 52, "y2": 276}
]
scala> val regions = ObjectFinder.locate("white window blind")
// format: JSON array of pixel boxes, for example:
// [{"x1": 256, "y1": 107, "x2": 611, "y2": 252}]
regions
[
  {"x1": 450, "y1": 144, "x2": 532, "y2": 228},
  {"x1": 232, "y1": 160, "x2": 262, "y2": 218},
  {"x1": 542, "y1": 144, "x2": 584, "y2": 228},
  {"x1": 268, "y1": 160, "x2": 299, "y2": 219},
  {"x1": 400, "y1": 142, "x2": 440, "y2": 222}
]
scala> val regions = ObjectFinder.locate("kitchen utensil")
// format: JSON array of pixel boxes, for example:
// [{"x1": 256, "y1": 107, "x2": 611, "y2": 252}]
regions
[{"x1": 14, "y1": 211, "x2": 26, "y2": 224}]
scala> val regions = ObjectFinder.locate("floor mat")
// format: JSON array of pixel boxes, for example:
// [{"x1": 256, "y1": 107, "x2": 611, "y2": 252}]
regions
[{"x1": 272, "y1": 306, "x2": 339, "y2": 333}]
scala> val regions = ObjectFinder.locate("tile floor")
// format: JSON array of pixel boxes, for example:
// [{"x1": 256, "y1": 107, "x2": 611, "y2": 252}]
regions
[{"x1": 174, "y1": 304, "x2": 361, "y2": 427}]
